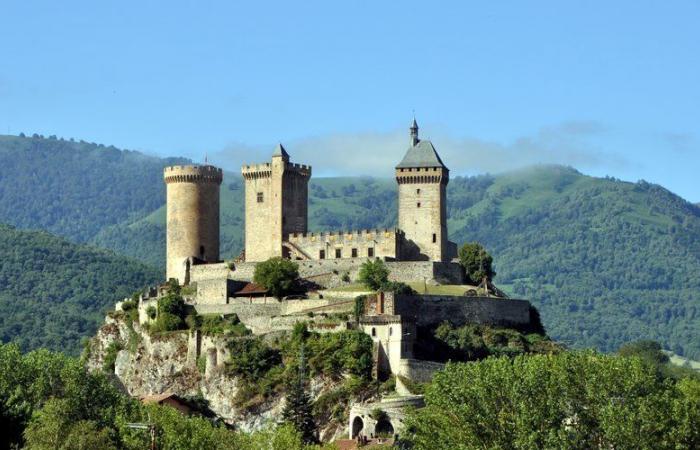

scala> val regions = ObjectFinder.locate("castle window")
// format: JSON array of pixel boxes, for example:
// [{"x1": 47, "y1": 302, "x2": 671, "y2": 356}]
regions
[
  {"x1": 319, "y1": 249, "x2": 325, "y2": 259},
  {"x1": 335, "y1": 248, "x2": 342, "y2": 259},
  {"x1": 257, "y1": 192, "x2": 264, "y2": 203},
  {"x1": 389, "y1": 327, "x2": 393, "y2": 336},
  {"x1": 416, "y1": 188, "x2": 420, "y2": 194},
  {"x1": 351, "y1": 248, "x2": 358, "y2": 258},
  {"x1": 417, "y1": 202, "x2": 421, "y2": 208},
  {"x1": 368, "y1": 247, "x2": 374, "y2": 257},
  {"x1": 433, "y1": 233, "x2": 437, "y2": 243},
  {"x1": 371, "y1": 328, "x2": 376, "y2": 337}
]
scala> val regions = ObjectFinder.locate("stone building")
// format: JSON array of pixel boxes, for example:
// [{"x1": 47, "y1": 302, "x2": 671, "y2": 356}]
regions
[
  {"x1": 164, "y1": 165, "x2": 223, "y2": 283},
  {"x1": 241, "y1": 119, "x2": 457, "y2": 263}
]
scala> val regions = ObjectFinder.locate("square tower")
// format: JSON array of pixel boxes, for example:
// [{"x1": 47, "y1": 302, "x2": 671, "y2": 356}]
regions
[
  {"x1": 395, "y1": 120, "x2": 453, "y2": 261},
  {"x1": 241, "y1": 144, "x2": 311, "y2": 262}
]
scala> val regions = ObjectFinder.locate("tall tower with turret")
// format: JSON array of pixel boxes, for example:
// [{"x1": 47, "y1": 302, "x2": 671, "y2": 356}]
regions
[
  {"x1": 395, "y1": 119, "x2": 451, "y2": 261},
  {"x1": 241, "y1": 145, "x2": 311, "y2": 262},
  {"x1": 164, "y1": 164, "x2": 223, "y2": 283}
]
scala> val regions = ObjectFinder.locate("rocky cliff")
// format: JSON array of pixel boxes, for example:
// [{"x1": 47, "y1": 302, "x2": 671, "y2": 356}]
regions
[{"x1": 85, "y1": 313, "x2": 352, "y2": 441}]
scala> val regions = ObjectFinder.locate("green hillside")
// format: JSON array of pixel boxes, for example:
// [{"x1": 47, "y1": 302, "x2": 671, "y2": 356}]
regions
[
  {"x1": 0, "y1": 134, "x2": 188, "y2": 242},
  {"x1": 1, "y1": 135, "x2": 699, "y2": 359},
  {"x1": 0, "y1": 224, "x2": 160, "y2": 355}
]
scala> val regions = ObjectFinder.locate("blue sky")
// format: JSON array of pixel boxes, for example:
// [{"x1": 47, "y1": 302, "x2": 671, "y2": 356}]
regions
[{"x1": 1, "y1": 1, "x2": 698, "y2": 200}]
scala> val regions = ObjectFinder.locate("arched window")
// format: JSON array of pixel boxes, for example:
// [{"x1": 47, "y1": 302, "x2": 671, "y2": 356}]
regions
[
  {"x1": 371, "y1": 327, "x2": 376, "y2": 337},
  {"x1": 389, "y1": 327, "x2": 393, "y2": 336}
]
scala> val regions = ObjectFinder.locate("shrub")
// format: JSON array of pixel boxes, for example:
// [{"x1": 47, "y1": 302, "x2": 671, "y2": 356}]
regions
[
  {"x1": 253, "y1": 257, "x2": 299, "y2": 299},
  {"x1": 380, "y1": 281, "x2": 416, "y2": 295},
  {"x1": 120, "y1": 300, "x2": 136, "y2": 312},
  {"x1": 146, "y1": 305, "x2": 156, "y2": 320},
  {"x1": 103, "y1": 341, "x2": 123, "y2": 372},
  {"x1": 353, "y1": 296, "x2": 366, "y2": 322},
  {"x1": 358, "y1": 259, "x2": 389, "y2": 290},
  {"x1": 228, "y1": 338, "x2": 282, "y2": 381},
  {"x1": 458, "y1": 242, "x2": 496, "y2": 284}
]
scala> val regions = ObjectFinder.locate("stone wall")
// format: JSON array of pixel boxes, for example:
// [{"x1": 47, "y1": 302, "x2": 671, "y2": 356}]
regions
[
  {"x1": 287, "y1": 229, "x2": 401, "y2": 261},
  {"x1": 389, "y1": 294, "x2": 532, "y2": 328},
  {"x1": 196, "y1": 279, "x2": 241, "y2": 305},
  {"x1": 190, "y1": 262, "x2": 232, "y2": 282},
  {"x1": 395, "y1": 358, "x2": 444, "y2": 383}
]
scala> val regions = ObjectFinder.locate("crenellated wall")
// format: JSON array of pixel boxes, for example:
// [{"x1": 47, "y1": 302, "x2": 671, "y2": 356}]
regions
[{"x1": 287, "y1": 228, "x2": 402, "y2": 261}]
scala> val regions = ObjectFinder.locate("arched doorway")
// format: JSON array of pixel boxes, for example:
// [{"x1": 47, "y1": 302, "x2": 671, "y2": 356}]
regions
[
  {"x1": 375, "y1": 417, "x2": 394, "y2": 438},
  {"x1": 351, "y1": 416, "x2": 364, "y2": 438}
]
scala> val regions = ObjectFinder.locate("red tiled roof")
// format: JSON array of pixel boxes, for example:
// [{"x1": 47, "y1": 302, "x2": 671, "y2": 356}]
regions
[{"x1": 234, "y1": 282, "x2": 268, "y2": 295}]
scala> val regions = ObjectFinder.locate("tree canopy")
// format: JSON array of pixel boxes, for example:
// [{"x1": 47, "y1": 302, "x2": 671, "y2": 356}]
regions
[
  {"x1": 405, "y1": 351, "x2": 700, "y2": 449},
  {"x1": 458, "y1": 242, "x2": 496, "y2": 284},
  {"x1": 253, "y1": 257, "x2": 299, "y2": 299}
]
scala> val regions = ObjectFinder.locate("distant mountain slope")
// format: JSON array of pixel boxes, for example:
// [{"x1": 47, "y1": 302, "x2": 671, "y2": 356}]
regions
[
  {"x1": 448, "y1": 166, "x2": 700, "y2": 359},
  {"x1": 0, "y1": 134, "x2": 188, "y2": 242},
  {"x1": 0, "y1": 224, "x2": 159, "y2": 355}
]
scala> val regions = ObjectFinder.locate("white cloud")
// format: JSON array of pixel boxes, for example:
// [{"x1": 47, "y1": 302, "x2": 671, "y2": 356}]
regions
[{"x1": 209, "y1": 121, "x2": 633, "y2": 177}]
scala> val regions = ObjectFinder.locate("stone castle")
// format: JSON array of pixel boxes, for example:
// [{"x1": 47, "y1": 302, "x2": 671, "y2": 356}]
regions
[
  {"x1": 115, "y1": 119, "x2": 536, "y2": 441},
  {"x1": 164, "y1": 119, "x2": 457, "y2": 283}
]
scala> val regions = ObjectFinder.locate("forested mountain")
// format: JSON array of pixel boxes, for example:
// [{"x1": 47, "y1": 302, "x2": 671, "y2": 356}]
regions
[
  {"x1": 0, "y1": 224, "x2": 160, "y2": 354},
  {"x1": 0, "y1": 134, "x2": 188, "y2": 242},
  {"x1": 1, "y1": 134, "x2": 699, "y2": 359}
]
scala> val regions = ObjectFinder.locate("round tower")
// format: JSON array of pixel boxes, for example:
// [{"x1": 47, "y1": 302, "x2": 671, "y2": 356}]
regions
[{"x1": 164, "y1": 164, "x2": 223, "y2": 284}]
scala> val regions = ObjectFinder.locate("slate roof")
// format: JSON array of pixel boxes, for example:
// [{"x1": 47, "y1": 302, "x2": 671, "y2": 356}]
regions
[
  {"x1": 272, "y1": 143, "x2": 289, "y2": 159},
  {"x1": 396, "y1": 140, "x2": 447, "y2": 169}
]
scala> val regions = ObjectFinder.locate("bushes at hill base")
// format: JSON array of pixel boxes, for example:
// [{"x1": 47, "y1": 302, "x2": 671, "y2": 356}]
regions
[
  {"x1": 253, "y1": 257, "x2": 299, "y2": 299},
  {"x1": 415, "y1": 321, "x2": 561, "y2": 363},
  {"x1": 404, "y1": 351, "x2": 700, "y2": 449}
]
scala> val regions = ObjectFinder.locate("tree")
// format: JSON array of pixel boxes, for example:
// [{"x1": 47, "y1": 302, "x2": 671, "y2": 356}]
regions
[
  {"x1": 282, "y1": 345, "x2": 317, "y2": 444},
  {"x1": 458, "y1": 242, "x2": 495, "y2": 284},
  {"x1": 253, "y1": 257, "x2": 299, "y2": 299},
  {"x1": 618, "y1": 340, "x2": 670, "y2": 365},
  {"x1": 404, "y1": 351, "x2": 700, "y2": 449},
  {"x1": 358, "y1": 258, "x2": 389, "y2": 291}
]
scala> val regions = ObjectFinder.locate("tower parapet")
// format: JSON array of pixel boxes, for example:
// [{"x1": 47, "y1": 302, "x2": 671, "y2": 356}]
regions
[{"x1": 164, "y1": 164, "x2": 222, "y2": 284}]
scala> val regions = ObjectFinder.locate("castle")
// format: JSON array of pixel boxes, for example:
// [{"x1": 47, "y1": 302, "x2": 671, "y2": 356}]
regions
[
  {"x1": 130, "y1": 119, "x2": 535, "y2": 441},
  {"x1": 164, "y1": 120, "x2": 457, "y2": 283}
]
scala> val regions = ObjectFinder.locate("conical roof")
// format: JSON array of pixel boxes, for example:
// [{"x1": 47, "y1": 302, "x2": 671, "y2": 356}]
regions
[
  {"x1": 272, "y1": 143, "x2": 289, "y2": 159},
  {"x1": 396, "y1": 140, "x2": 447, "y2": 169}
]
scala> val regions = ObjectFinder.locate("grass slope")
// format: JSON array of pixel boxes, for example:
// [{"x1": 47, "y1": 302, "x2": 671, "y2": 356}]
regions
[{"x1": 0, "y1": 224, "x2": 160, "y2": 355}]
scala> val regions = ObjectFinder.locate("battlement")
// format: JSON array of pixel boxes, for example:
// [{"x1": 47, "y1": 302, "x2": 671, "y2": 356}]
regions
[
  {"x1": 288, "y1": 228, "x2": 401, "y2": 241},
  {"x1": 240, "y1": 161, "x2": 311, "y2": 180},
  {"x1": 395, "y1": 166, "x2": 448, "y2": 184},
  {"x1": 164, "y1": 165, "x2": 223, "y2": 184}
]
